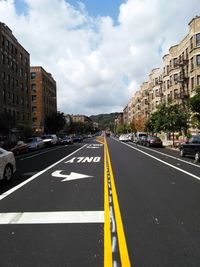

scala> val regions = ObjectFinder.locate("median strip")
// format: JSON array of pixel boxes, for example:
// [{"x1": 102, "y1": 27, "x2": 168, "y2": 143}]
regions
[{"x1": 104, "y1": 138, "x2": 131, "y2": 266}]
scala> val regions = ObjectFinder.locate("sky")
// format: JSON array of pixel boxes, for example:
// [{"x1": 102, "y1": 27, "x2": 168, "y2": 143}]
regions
[{"x1": 0, "y1": 0, "x2": 200, "y2": 116}]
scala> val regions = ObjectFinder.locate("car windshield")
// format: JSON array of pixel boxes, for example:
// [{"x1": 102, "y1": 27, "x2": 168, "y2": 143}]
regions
[
  {"x1": 27, "y1": 138, "x2": 35, "y2": 143},
  {"x1": 42, "y1": 135, "x2": 52, "y2": 139}
]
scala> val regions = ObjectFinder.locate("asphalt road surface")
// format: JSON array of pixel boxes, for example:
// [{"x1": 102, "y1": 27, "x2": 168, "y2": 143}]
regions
[{"x1": 0, "y1": 137, "x2": 200, "y2": 267}]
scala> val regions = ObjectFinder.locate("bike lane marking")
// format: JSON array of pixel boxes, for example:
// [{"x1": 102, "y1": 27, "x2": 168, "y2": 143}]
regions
[{"x1": 0, "y1": 144, "x2": 88, "y2": 201}]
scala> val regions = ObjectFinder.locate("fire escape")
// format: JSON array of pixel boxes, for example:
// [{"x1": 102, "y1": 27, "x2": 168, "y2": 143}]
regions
[{"x1": 177, "y1": 56, "x2": 189, "y2": 107}]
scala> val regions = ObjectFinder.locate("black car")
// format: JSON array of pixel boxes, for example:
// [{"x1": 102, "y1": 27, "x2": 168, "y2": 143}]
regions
[
  {"x1": 72, "y1": 135, "x2": 83, "y2": 142},
  {"x1": 180, "y1": 135, "x2": 200, "y2": 161},
  {"x1": 142, "y1": 135, "x2": 163, "y2": 147}
]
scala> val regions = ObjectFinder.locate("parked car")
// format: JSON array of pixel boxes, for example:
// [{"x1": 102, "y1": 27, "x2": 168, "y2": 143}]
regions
[
  {"x1": 140, "y1": 135, "x2": 148, "y2": 145},
  {"x1": 142, "y1": 135, "x2": 163, "y2": 147},
  {"x1": 0, "y1": 147, "x2": 16, "y2": 181},
  {"x1": 26, "y1": 137, "x2": 44, "y2": 150},
  {"x1": 119, "y1": 134, "x2": 129, "y2": 142},
  {"x1": 72, "y1": 135, "x2": 83, "y2": 142},
  {"x1": 133, "y1": 132, "x2": 147, "y2": 144},
  {"x1": 42, "y1": 134, "x2": 58, "y2": 146},
  {"x1": 180, "y1": 135, "x2": 200, "y2": 161},
  {"x1": 60, "y1": 136, "x2": 73, "y2": 145},
  {"x1": 10, "y1": 141, "x2": 28, "y2": 156}
]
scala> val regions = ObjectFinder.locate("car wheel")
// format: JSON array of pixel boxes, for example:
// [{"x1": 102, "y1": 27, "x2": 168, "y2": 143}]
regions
[
  {"x1": 195, "y1": 152, "x2": 200, "y2": 162},
  {"x1": 3, "y1": 164, "x2": 13, "y2": 181},
  {"x1": 180, "y1": 148, "x2": 185, "y2": 157}
]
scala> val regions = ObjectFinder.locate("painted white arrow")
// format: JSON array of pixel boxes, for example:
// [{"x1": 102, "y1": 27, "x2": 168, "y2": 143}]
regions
[{"x1": 51, "y1": 170, "x2": 93, "y2": 182}]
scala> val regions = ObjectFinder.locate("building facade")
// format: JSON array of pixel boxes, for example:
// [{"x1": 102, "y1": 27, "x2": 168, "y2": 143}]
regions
[
  {"x1": 124, "y1": 16, "x2": 200, "y2": 130},
  {"x1": 71, "y1": 115, "x2": 92, "y2": 124},
  {"x1": 30, "y1": 66, "x2": 57, "y2": 133},
  {"x1": 0, "y1": 22, "x2": 31, "y2": 128}
]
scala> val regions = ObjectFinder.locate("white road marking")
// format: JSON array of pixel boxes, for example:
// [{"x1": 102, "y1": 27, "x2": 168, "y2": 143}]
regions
[
  {"x1": 132, "y1": 143, "x2": 200, "y2": 168},
  {"x1": 0, "y1": 145, "x2": 88, "y2": 201},
  {"x1": 112, "y1": 137, "x2": 200, "y2": 169},
  {"x1": 65, "y1": 156, "x2": 101, "y2": 163},
  {"x1": 124, "y1": 143, "x2": 200, "y2": 181},
  {"x1": 0, "y1": 211, "x2": 104, "y2": 224},
  {"x1": 51, "y1": 171, "x2": 93, "y2": 182},
  {"x1": 20, "y1": 146, "x2": 63, "y2": 160}
]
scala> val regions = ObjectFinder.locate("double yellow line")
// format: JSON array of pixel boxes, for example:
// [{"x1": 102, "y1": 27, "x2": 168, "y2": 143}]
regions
[{"x1": 103, "y1": 138, "x2": 131, "y2": 267}]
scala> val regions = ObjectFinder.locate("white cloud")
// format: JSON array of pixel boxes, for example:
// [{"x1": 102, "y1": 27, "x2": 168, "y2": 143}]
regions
[{"x1": 0, "y1": 0, "x2": 200, "y2": 115}]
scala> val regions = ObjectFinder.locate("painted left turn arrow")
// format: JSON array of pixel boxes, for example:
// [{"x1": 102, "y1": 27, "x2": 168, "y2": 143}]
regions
[{"x1": 51, "y1": 170, "x2": 93, "y2": 182}]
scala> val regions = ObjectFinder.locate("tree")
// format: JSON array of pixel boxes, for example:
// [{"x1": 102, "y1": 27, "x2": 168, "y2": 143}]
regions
[
  {"x1": 145, "y1": 102, "x2": 190, "y2": 146},
  {"x1": 133, "y1": 117, "x2": 146, "y2": 132},
  {"x1": 189, "y1": 85, "x2": 200, "y2": 129},
  {"x1": 44, "y1": 112, "x2": 66, "y2": 133}
]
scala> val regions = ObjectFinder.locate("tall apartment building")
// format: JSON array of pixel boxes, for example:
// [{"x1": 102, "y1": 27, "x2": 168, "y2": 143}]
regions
[
  {"x1": 125, "y1": 16, "x2": 200, "y2": 127},
  {"x1": 0, "y1": 22, "x2": 31, "y2": 128},
  {"x1": 30, "y1": 66, "x2": 57, "y2": 133}
]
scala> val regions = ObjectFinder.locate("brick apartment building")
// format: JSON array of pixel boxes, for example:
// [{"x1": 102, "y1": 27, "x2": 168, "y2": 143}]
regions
[
  {"x1": 125, "y1": 16, "x2": 200, "y2": 132},
  {"x1": 30, "y1": 66, "x2": 57, "y2": 133},
  {"x1": 0, "y1": 22, "x2": 31, "y2": 129}
]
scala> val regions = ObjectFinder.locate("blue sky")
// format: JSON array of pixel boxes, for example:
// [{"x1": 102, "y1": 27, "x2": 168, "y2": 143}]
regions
[
  {"x1": 14, "y1": 0, "x2": 125, "y2": 22},
  {"x1": 67, "y1": 0, "x2": 125, "y2": 22}
]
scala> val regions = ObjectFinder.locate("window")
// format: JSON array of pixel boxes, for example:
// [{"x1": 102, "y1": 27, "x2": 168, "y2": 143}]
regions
[
  {"x1": 191, "y1": 57, "x2": 194, "y2": 70},
  {"x1": 197, "y1": 75, "x2": 200, "y2": 85},
  {"x1": 190, "y1": 37, "x2": 193, "y2": 50},
  {"x1": 173, "y1": 58, "x2": 178, "y2": 68},
  {"x1": 196, "y1": 55, "x2": 200, "y2": 66},
  {"x1": 174, "y1": 89, "x2": 179, "y2": 99},
  {"x1": 32, "y1": 95, "x2": 36, "y2": 101},
  {"x1": 31, "y1": 84, "x2": 36, "y2": 92},
  {"x1": 191, "y1": 77, "x2": 194, "y2": 91},
  {"x1": 32, "y1": 106, "x2": 37, "y2": 112},
  {"x1": 196, "y1": 33, "x2": 200, "y2": 46},
  {"x1": 21, "y1": 98, "x2": 24, "y2": 106},
  {"x1": 174, "y1": 74, "x2": 178, "y2": 84},
  {"x1": 2, "y1": 35, "x2": 5, "y2": 46},
  {"x1": 31, "y1": 72, "x2": 36, "y2": 79}
]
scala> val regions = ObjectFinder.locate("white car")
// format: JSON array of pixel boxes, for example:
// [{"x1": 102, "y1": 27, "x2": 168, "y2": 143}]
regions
[
  {"x1": 0, "y1": 147, "x2": 16, "y2": 181},
  {"x1": 42, "y1": 134, "x2": 58, "y2": 146},
  {"x1": 119, "y1": 134, "x2": 129, "y2": 142}
]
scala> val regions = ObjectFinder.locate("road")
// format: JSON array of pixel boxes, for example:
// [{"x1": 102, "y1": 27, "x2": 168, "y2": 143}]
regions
[{"x1": 0, "y1": 137, "x2": 200, "y2": 266}]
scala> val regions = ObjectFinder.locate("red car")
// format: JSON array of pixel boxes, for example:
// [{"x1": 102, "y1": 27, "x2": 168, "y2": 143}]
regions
[{"x1": 10, "y1": 141, "x2": 28, "y2": 156}]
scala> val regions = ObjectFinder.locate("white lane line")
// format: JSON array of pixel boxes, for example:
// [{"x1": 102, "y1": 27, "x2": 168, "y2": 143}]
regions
[
  {"x1": 131, "y1": 143, "x2": 200, "y2": 169},
  {"x1": 111, "y1": 137, "x2": 200, "y2": 169},
  {"x1": 0, "y1": 211, "x2": 104, "y2": 224},
  {"x1": 124, "y1": 143, "x2": 200, "y2": 181},
  {"x1": 0, "y1": 144, "x2": 88, "y2": 201},
  {"x1": 20, "y1": 146, "x2": 64, "y2": 160}
]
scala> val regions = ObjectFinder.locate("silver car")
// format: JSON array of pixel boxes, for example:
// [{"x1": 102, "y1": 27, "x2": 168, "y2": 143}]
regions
[
  {"x1": 26, "y1": 137, "x2": 44, "y2": 150},
  {"x1": 0, "y1": 147, "x2": 16, "y2": 181}
]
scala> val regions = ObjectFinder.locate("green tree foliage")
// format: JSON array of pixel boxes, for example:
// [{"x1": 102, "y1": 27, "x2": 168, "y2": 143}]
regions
[
  {"x1": 90, "y1": 113, "x2": 118, "y2": 131},
  {"x1": 145, "y1": 102, "x2": 189, "y2": 146},
  {"x1": 44, "y1": 111, "x2": 66, "y2": 133},
  {"x1": 189, "y1": 85, "x2": 200, "y2": 128}
]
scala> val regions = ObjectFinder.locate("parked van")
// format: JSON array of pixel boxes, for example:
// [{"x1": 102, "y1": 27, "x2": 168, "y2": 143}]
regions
[
  {"x1": 133, "y1": 132, "x2": 147, "y2": 144},
  {"x1": 42, "y1": 134, "x2": 58, "y2": 146}
]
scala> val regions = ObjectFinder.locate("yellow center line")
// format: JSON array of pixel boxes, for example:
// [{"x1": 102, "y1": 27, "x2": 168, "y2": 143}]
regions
[
  {"x1": 105, "y1": 138, "x2": 131, "y2": 267},
  {"x1": 104, "y1": 140, "x2": 113, "y2": 266}
]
